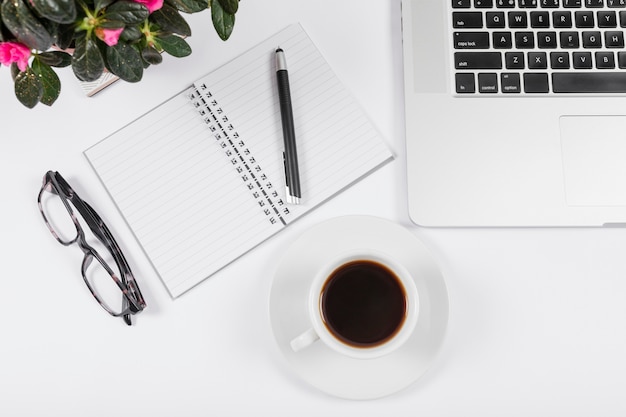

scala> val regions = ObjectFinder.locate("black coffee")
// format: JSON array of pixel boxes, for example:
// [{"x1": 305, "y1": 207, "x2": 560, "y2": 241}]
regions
[{"x1": 320, "y1": 260, "x2": 407, "y2": 348}]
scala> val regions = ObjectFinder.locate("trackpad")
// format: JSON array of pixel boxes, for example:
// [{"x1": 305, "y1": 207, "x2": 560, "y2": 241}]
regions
[{"x1": 560, "y1": 116, "x2": 626, "y2": 206}]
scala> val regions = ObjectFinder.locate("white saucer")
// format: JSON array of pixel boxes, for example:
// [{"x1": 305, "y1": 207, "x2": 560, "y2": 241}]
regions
[{"x1": 269, "y1": 216, "x2": 449, "y2": 400}]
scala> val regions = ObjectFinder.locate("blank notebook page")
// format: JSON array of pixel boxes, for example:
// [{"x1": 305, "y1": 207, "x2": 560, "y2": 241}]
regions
[{"x1": 85, "y1": 24, "x2": 393, "y2": 297}]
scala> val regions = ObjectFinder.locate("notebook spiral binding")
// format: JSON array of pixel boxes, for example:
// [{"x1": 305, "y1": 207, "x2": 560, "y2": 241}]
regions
[{"x1": 189, "y1": 84, "x2": 290, "y2": 226}]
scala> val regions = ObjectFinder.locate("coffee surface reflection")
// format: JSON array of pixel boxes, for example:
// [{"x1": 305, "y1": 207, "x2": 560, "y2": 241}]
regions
[{"x1": 320, "y1": 260, "x2": 407, "y2": 348}]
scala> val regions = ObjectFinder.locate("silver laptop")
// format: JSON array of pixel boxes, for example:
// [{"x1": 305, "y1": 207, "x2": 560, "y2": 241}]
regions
[{"x1": 401, "y1": 0, "x2": 626, "y2": 227}]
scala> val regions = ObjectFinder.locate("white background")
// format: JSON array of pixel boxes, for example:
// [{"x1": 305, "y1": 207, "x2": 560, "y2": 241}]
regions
[{"x1": 2, "y1": 0, "x2": 626, "y2": 415}]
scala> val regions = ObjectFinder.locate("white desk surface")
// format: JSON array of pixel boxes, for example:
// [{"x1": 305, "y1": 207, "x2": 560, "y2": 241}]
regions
[{"x1": 2, "y1": 1, "x2": 626, "y2": 415}]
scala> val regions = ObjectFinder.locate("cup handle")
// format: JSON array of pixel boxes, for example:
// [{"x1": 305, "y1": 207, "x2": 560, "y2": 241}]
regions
[{"x1": 290, "y1": 328, "x2": 319, "y2": 352}]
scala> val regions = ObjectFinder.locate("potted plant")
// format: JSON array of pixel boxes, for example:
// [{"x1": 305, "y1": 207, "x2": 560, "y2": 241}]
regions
[{"x1": 0, "y1": 0, "x2": 239, "y2": 108}]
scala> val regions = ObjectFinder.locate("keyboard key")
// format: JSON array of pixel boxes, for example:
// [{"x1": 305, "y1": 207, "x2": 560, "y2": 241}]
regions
[
  {"x1": 493, "y1": 31, "x2": 514, "y2": 48},
  {"x1": 456, "y1": 73, "x2": 476, "y2": 93},
  {"x1": 538, "y1": 31, "x2": 558, "y2": 47},
  {"x1": 621, "y1": 11, "x2": 626, "y2": 26},
  {"x1": 455, "y1": 52, "x2": 503, "y2": 69},
  {"x1": 509, "y1": 11, "x2": 529, "y2": 27},
  {"x1": 563, "y1": 0, "x2": 582, "y2": 6},
  {"x1": 596, "y1": 51, "x2": 616, "y2": 68},
  {"x1": 453, "y1": 12, "x2": 483, "y2": 28},
  {"x1": 518, "y1": 0, "x2": 538, "y2": 7},
  {"x1": 607, "y1": 0, "x2": 626, "y2": 7},
  {"x1": 560, "y1": 31, "x2": 580, "y2": 47},
  {"x1": 496, "y1": 0, "x2": 516, "y2": 7},
  {"x1": 575, "y1": 11, "x2": 595, "y2": 27},
  {"x1": 528, "y1": 51, "x2": 548, "y2": 68},
  {"x1": 551, "y1": 51, "x2": 571, "y2": 68},
  {"x1": 478, "y1": 73, "x2": 499, "y2": 93},
  {"x1": 582, "y1": 31, "x2": 603, "y2": 47},
  {"x1": 524, "y1": 73, "x2": 549, "y2": 92},
  {"x1": 452, "y1": 0, "x2": 471, "y2": 7},
  {"x1": 454, "y1": 32, "x2": 491, "y2": 48},
  {"x1": 553, "y1": 11, "x2": 573, "y2": 27},
  {"x1": 501, "y1": 73, "x2": 521, "y2": 92},
  {"x1": 598, "y1": 11, "x2": 618, "y2": 27},
  {"x1": 618, "y1": 51, "x2": 626, "y2": 68},
  {"x1": 530, "y1": 11, "x2": 551, "y2": 27},
  {"x1": 515, "y1": 31, "x2": 535, "y2": 48},
  {"x1": 486, "y1": 12, "x2": 506, "y2": 27},
  {"x1": 573, "y1": 51, "x2": 593, "y2": 68},
  {"x1": 585, "y1": 0, "x2": 604, "y2": 7},
  {"x1": 605, "y1": 31, "x2": 625, "y2": 47},
  {"x1": 540, "y1": 0, "x2": 559, "y2": 7},
  {"x1": 474, "y1": 0, "x2": 494, "y2": 8},
  {"x1": 505, "y1": 51, "x2": 526, "y2": 68},
  {"x1": 552, "y1": 72, "x2": 626, "y2": 92}
]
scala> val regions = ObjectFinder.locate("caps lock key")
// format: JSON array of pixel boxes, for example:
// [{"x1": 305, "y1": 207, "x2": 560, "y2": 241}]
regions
[{"x1": 454, "y1": 32, "x2": 490, "y2": 49}]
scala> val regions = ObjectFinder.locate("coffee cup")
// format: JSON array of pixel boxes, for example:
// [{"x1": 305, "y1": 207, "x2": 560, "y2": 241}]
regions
[{"x1": 290, "y1": 250, "x2": 419, "y2": 359}]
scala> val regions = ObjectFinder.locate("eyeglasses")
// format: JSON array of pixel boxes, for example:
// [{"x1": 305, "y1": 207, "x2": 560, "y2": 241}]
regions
[{"x1": 37, "y1": 171, "x2": 146, "y2": 325}]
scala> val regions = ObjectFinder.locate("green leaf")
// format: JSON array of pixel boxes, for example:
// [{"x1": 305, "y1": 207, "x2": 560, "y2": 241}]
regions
[
  {"x1": 150, "y1": 4, "x2": 191, "y2": 37},
  {"x1": 1, "y1": 0, "x2": 53, "y2": 50},
  {"x1": 98, "y1": 20, "x2": 125, "y2": 28},
  {"x1": 10, "y1": 63, "x2": 20, "y2": 80},
  {"x1": 14, "y1": 68, "x2": 43, "y2": 108},
  {"x1": 120, "y1": 25, "x2": 142, "y2": 42},
  {"x1": 211, "y1": 0, "x2": 234, "y2": 41},
  {"x1": 156, "y1": 35, "x2": 191, "y2": 57},
  {"x1": 106, "y1": 42, "x2": 143, "y2": 82},
  {"x1": 32, "y1": 59, "x2": 61, "y2": 106},
  {"x1": 104, "y1": 1, "x2": 149, "y2": 25},
  {"x1": 0, "y1": 8, "x2": 4, "y2": 42},
  {"x1": 30, "y1": 0, "x2": 76, "y2": 24},
  {"x1": 40, "y1": 18, "x2": 59, "y2": 44},
  {"x1": 71, "y1": 35, "x2": 105, "y2": 81},
  {"x1": 55, "y1": 23, "x2": 75, "y2": 50},
  {"x1": 217, "y1": 0, "x2": 237, "y2": 14},
  {"x1": 141, "y1": 45, "x2": 162, "y2": 65},
  {"x1": 165, "y1": 0, "x2": 207, "y2": 14},
  {"x1": 38, "y1": 50, "x2": 72, "y2": 67},
  {"x1": 95, "y1": 0, "x2": 116, "y2": 13}
]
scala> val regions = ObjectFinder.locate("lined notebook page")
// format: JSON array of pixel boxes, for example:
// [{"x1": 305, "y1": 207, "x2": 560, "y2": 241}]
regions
[{"x1": 85, "y1": 23, "x2": 393, "y2": 297}]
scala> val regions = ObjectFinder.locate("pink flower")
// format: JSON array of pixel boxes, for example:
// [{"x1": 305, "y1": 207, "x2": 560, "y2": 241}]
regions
[
  {"x1": 95, "y1": 27, "x2": 124, "y2": 47},
  {"x1": 134, "y1": 0, "x2": 163, "y2": 13},
  {"x1": 0, "y1": 42, "x2": 31, "y2": 72}
]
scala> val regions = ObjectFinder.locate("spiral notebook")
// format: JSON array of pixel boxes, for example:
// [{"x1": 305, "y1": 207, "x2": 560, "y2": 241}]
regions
[{"x1": 84, "y1": 23, "x2": 393, "y2": 297}]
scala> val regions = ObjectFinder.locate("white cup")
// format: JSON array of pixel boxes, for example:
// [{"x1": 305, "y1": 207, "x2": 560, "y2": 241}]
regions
[{"x1": 290, "y1": 250, "x2": 419, "y2": 360}]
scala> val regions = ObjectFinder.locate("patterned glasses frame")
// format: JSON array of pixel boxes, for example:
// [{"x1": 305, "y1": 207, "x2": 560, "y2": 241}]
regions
[{"x1": 37, "y1": 171, "x2": 146, "y2": 325}]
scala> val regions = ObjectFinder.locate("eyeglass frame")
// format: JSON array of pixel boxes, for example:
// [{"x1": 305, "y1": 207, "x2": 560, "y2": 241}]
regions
[{"x1": 37, "y1": 171, "x2": 146, "y2": 325}]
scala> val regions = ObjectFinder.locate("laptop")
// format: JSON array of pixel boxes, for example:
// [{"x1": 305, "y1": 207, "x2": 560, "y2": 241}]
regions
[{"x1": 401, "y1": 0, "x2": 626, "y2": 227}]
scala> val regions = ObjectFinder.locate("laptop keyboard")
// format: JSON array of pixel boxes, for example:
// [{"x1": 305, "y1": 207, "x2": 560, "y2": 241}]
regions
[{"x1": 452, "y1": 0, "x2": 626, "y2": 94}]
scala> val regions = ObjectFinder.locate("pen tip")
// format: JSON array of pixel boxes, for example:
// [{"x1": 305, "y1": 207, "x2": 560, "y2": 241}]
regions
[{"x1": 276, "y1": 47, "x2": 283, "y2": 53}]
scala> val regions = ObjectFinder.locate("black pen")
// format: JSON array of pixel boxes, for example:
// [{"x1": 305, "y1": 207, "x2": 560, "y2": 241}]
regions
[{"x1": 275, "y1": 47, "x2": 301, "y2": 205}]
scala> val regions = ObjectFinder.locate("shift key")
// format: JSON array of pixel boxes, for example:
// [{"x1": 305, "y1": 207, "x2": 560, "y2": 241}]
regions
[{"x1": 455, "y1": 52, "x2": 502, "y2": 69}]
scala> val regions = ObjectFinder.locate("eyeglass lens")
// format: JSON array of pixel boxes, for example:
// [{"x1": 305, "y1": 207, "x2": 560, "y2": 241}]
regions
[
  {"x1": 82, "y1": 250, "x2": 128, "y2": 316},
  {"x1": 39, "y1": 184, "x2": 80, "y2": 244}
]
